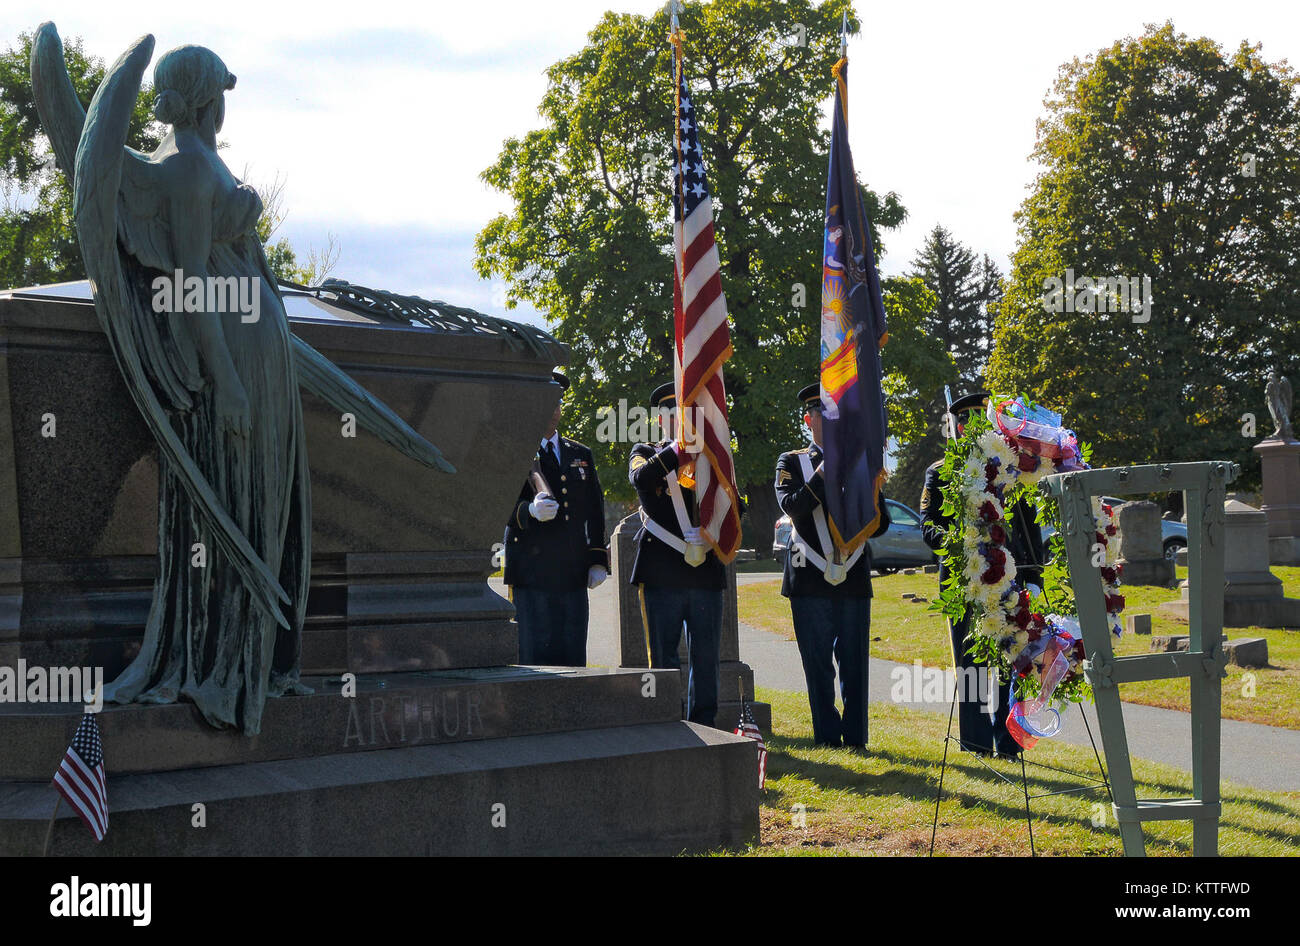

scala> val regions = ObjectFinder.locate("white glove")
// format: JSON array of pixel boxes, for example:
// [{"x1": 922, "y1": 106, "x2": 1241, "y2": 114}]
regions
[
  {"x1": 529, "y1": 495, "x2": 560, "y2": 521},
  {"x1": 587, "y1": 565, "x2": 608, "y2": 589},
  {"x1": 683, "y1": 526, "x2": 703, "y2": 546}
]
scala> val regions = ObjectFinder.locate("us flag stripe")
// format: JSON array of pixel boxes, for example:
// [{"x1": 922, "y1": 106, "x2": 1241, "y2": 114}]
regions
[
  {"x1": 51, "y1": 713, "x2": 108, "y2": 843},
  {"x1": 670, "y1": 27, "x2": 742, "y2": 564}
]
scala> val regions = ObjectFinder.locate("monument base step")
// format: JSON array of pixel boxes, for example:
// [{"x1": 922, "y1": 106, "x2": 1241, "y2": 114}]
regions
[
  {"x1": 0, "y1": 666, "x2": 685, "y2": 779},
  {"x1": 0, "y1": 721, "x2": 760, "y2": 856}
]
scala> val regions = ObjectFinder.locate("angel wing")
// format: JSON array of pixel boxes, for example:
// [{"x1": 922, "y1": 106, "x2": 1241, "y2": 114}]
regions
[
  {"x1": 32, "y1": 24, "x2": 456, "y2": 631},
  {"x1": 37, "y1": 24, "x2": 293, "y2": 626},
  {"x1": 1282, "y1": 375, "x2": 1293, "y2": 417},
  {"x1": 34, "y1": 23, "x2": 454, "y2": 473}
]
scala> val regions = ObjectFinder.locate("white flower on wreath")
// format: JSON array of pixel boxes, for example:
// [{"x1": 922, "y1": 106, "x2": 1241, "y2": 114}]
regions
[
  {"x1": 978, "y1": 430, "x2": 1018, "y2": 471},
  {"x1": 977, "y1": 611, "x2": 1006, "y2": 640}
]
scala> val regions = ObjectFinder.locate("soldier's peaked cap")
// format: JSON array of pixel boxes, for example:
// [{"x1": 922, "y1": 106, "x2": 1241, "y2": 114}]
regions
[
  {"x1": 797, "y1": 383, "x2": 822, "y2": 410},
  {"x1": 948, "y1": 391, "x2": 990, "y2": 415},
  {"x1": 649, "y1": 381, "x2": 676, "y2": 408}
]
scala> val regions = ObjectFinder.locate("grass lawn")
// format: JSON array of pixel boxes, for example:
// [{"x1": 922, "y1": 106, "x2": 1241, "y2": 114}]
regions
[
  {"x1": 725, "y1": 687, "x2": 1300, "y2": 856},
  {"x1": 738, "y1": 568, "x2": 1300, "y2": 730}
]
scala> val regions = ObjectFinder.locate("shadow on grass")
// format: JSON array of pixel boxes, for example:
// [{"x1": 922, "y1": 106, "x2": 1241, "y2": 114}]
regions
[{"x1": 762, "y1": 731, "x2": 1300, "y2": 853}]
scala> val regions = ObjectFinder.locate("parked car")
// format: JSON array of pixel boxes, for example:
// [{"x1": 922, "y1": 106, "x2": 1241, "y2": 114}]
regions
[
  {"x1": 773, "y1": 498, "x2": 937, "y2": 574},
  {"x1": 1038, "y1": 497, "x2": 1188, "y2": 562}
]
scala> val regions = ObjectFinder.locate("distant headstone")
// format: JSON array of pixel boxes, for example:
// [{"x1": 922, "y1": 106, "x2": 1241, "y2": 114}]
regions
[
  {"x1": 1152, "y1": 634, "x2": 1227, "y2": 653},
  {"x1": 1126, "y1": 613, "x2": 1152, "y2": 635},
  {"x1": 1224, "y1": 637, "x2": 1269, "y2": 668},
  {"x1": 923, "y1": 564, "x2": 939, "y2": 574},
  {"x1": 1115, "y1": 500, "x2": 1175, "y2": 585},
  {"x1": 1162, "y1": 500, "x2": 1300, "y2": 628}
]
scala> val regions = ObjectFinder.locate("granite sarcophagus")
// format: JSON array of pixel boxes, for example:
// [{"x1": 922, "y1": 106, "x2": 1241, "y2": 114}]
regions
[{"x1": 0, "y1": 281, "x2": 564, "y2": 677}]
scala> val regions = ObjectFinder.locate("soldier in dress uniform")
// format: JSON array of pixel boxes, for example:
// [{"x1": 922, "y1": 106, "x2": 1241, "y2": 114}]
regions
[
  {"x1": 775, "y1": 383, "x2": 891, "y2": 748},
  {"x1": 627, "y1": 381, "x2": 727, "y2": 727},
  {"x1": 919, "y1": 391, "x2": 1046, "y2": 756},
  {"x1": 503, "y1": 371, "x2": 609, "y2": 666}
]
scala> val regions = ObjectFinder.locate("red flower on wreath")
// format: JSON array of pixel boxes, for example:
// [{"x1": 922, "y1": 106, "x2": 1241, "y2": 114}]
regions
[
  {"x1": 985, "y1": 547, "x2": 1007, "y2": 568},
  {"x1": 1105, "y1": 593, "x2": 1125, "y2": 612},
  {"x1": 978, "y1": 500, "x2": 1000, "y2": 523},
  {"x1": 981, "y1": 564, "x2": 1006, "y2": 584},
  {"x1": 989, "y1": 523, "x2": 1008, "y2": 545},
  {"x1": 1099, "y1": 566, "x2": 1118, "y2": 583},
  {"x1": 1017, "y1": 452, "x2": 1040, "y2": 473}
]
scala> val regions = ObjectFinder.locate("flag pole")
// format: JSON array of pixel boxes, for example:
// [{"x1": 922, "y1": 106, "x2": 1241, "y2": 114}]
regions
[
  {"x1": 827, "y1": 8, "x2": 849, "y2": 569},
  {"x1": 42, "y1": 794, "x2": 60, "y2": 856},
  {"x1": 669, "y1": 0, "x2": 700, "y2": 526}
]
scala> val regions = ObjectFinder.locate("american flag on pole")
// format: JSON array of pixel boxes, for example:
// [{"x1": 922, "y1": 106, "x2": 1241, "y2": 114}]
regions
[
  {"x1": 734, "y1": 702, "x2": 767, "y2": 789},
  {"x1": 52, "y1": 713, "x2": 108, "y2": 841},
  {"x1": 669, "y1": 23, "x2": 742, "y2": 564}
]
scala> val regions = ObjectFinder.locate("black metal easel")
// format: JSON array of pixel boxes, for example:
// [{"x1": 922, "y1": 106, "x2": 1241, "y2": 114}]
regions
[{"x1": 929, "y1": 691, "x2": 1113, "y2": 856}]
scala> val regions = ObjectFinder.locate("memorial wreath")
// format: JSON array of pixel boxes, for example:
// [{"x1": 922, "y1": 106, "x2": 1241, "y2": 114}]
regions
[{"x1": 932, "y1": 396, "x2": 1125, "y2": 744}]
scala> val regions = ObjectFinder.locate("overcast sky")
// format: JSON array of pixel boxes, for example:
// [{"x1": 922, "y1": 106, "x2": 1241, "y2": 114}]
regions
[{"x1": 5, "y1": 0, "x2": 1299, "y2": 327}]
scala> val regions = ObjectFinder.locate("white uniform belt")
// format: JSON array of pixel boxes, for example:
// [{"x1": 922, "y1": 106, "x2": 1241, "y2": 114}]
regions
[
  {"x1": 640, "y1": 469, "x2": 696, "y2": 559},
  {"x1": 793, "y1": 452, "x2": 865, "y2": 578}
]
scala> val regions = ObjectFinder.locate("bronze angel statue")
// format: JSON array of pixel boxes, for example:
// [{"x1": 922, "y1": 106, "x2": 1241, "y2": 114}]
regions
[
  {"x1": 1266, "y1": 372, "x2": 1294, "y2": 441},
  {"x1": 31, "y1": 24, "x2": 454, "y2": 735}
]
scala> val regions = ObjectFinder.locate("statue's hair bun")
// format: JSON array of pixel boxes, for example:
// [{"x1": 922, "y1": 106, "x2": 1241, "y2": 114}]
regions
[{"x1": 155, "y1": 88, "x2": 188, "y2": 125}]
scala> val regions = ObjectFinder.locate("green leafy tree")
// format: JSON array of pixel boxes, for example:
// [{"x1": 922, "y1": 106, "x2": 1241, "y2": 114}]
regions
[
  {"x1": 987, "y1": 22, "x2": 1300, "y2": 490},
  {"x1": 1, "y1": 32, "x2": 333, "y2": 290},
  {"x1": 911, "y1": 224, "x2": 1001, "y2": 388},
  {"x1": 0, "y1": 31, "x2": 161, "y2": 288},
  {"x1": 890, "y1": 225, "x2": 1001, "y2": 510},
  {"x1": 475, "y1": 0, "x2": 926, "y2": 551}
]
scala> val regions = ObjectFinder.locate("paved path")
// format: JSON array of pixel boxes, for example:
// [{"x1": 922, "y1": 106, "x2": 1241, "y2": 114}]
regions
[{"x1": 493, "y1": 576, "x2": 1300, "y2": 792}]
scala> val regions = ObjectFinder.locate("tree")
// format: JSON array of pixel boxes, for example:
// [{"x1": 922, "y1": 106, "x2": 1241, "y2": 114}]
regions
[
  {"x1": 1, "y1": 32, "x2": 335, "y2": 290},
  {"x1": 252, "y1": 171, "x2": 340, "y2": 286},
  {"x1": 475, "y1": 0, "x2": 927, "y2": 552},
  {"x1": 910, "y1": 224, "x2": 1001, "y2": 388},
  {"x1": 0, "y1": 31, "x2": 161, "y2": 289},
  {"x1": 987, "y1": 22, "x2": 1300, "y2": 490},
  {"x1": 889, "y1": 225, "x2": 1001, "y2": 510}
]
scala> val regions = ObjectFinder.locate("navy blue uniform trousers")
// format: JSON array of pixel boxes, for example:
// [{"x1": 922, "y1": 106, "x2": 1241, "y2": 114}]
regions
[
  {"x1": 789, "y1": 595, "x2": 870, "y2": 747},
  {"x1": 641, "y1": 585, "x2": 723, "y2": 728},
  {"x1": 513, "y1": 587, "x2": 589, "y2": 667}
]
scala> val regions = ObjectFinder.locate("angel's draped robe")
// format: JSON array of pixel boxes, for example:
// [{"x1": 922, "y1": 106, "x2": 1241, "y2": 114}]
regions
[{"x1": 103, "y1": 180, "x2": 311, "y2": 735}]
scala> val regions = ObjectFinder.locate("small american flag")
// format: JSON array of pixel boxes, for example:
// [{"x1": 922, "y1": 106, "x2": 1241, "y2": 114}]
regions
[
  {"x1": 669, "y1": 24, "x2": 742, "y2": 563},
  {"x1": 734, "y1": 702, "x2": 767, "y2": 789},
  {"x1": 52, "y1": 713, "x2": 108, "y2": 841}
]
